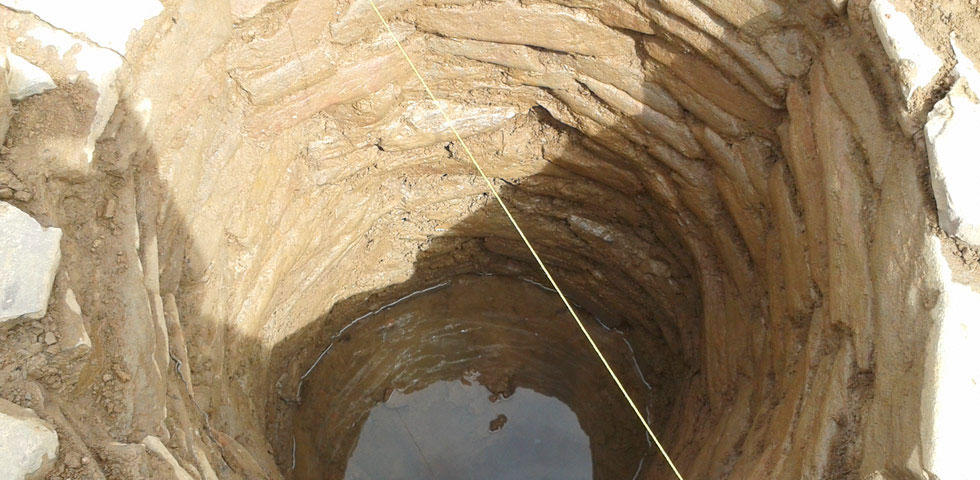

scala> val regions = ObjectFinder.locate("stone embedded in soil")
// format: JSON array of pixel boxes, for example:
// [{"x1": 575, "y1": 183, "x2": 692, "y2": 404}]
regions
[
  {"x1": 415, "y1": 3, "x2": 633, "y2": 57},
  {"x1": 25, "y1": 24, "x2": 125, "y2": 165},
  {"x1": 925, "y1": 52, "x2": 980, "y2": 248},
  {"x1": 60, "y1": 289, "x2": 92, "y2": 355},
  {"x1": 868, "y1": 0, "x2": 943, "y2": 104},
  {"x1": 0, "y1": 399, "x2": 59, "y2": 480},
  {"x1": 379, "y1": 101, "x2": 521, "y2": 151},
  {"x1": 3, "y1": 51, "x2": 56, "y2": 101},
  {"x1": 0, "y1": 202, "x2": 62, "y2": 324},
  {"x1": 142, "y1": 436, "x2": 195, "y2": 480}
]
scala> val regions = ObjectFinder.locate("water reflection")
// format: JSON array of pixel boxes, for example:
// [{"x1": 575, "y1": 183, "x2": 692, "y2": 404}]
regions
[{"x1": 344, "y1": 378, "x2": 592, "y2": 479}]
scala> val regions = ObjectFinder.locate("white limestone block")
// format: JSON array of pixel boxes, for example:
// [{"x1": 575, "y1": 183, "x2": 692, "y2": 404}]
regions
[
  {"x1": 4, "y1": 51, "x2": 55, "y2": 101},
  {"x1": 923, "y1": 236, "x2": 980, "y2": 480},
  {"x1": 925, "y1": 39, "x2": 980, "y2": 248},
  {"x1": 0, "y1": 202, "x2": 62, "y2": 324},
  {"x1": 0, "y1": 399, "x2": 59, "y2": 479},
  {"x1": 0, "y1": 0, "x2": 163, "y2": 54},
  {"x1": 26, "y1": 26, "x2": 123, "y2": 163},
  {"x1": 869, "y1": 0, "x2": 943, "y2": 103}
]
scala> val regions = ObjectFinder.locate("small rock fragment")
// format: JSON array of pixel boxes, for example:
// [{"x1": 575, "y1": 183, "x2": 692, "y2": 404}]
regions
[
  {"x1": 0, "y1": 202, "x2": 62, "y2": 324},
  {"x1": 103, "y1": 198, "x2": 116, "y2": 218},
  {"x1": 65, "y1": 289, "x2": 81, "y2": 316},
  {"x1": 489, "y1": 414, "x2": 508, "y2": 432},
  {"x1": 61, "y1": 289, "x2": 91, "y2": 356},
  {"x1": 43, "y1": 332, "x2": 56, "y2": 345}
]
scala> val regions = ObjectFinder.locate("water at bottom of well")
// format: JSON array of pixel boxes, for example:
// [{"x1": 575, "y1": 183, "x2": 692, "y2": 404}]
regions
[{"x1": 344, "y1": 378, "x2": 593, "y2": 480}]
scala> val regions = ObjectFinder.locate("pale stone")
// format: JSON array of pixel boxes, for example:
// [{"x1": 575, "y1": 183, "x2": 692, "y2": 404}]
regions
[
  {"x1": 0, "y1": 0, "x2": 163, "y2": 54},
  {"x1": 577, "y1": 76, "x2": 703, "y2": 158},
  {"x1": 379, "y1": 101, "x2": 520, "y2": 151},
  {"x1": 868, "y1": 0, "x2": 943, "y2": 103},
  {"x1": 415, "y1": 3, "x2": 633, "y2": 57},
  {"x1": 26, "y1": 26, "x2": 123, "y2": 164},
  {"x1": 214, "y1": 431, "x2": 269, "y2": 479},
  {"x1": 192, "y1": 444, "x2": 219, "y2": 480},
  {"x1": 0, "y1": 56, "x2": 10, "y2": 141},
  {"x1": 0, "y1": 202, "x2": 62, "y2": 324},
  {"x1": 758, "y1": 28, "x2": 810, "y2": 77},
  {"x1": 826, "y1": 0, "x2": 847, "y2": 14},
  {"x1": 922, "y1": 236, "x2": 980, "y2": 480},
  {"x1": 0, "y1": 399, "x2": 59, "y2": 479},
  {"x1": 695, "y1": 0, "x2": 784, "y2": 35},
  {"x1": 60, "y1": 289, "x2": 91, "y2": 352},
  {"x1": 142, "y1": 436, "x2": 194, "y2": 480},
  {"x1": 65, "y1": 288, "x2": 81, "y2": 316},
  {"x1": 4, "y1": 51, "x2": 55, "y2": 101},
  {"x1": 925, "y1": 46, "x2": 980, "y2": 248}
]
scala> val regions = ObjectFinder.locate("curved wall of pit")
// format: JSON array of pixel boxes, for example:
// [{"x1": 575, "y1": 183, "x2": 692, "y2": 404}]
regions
[{"x1": 1, "y1": 0, "x2": 978, "y2": 479}]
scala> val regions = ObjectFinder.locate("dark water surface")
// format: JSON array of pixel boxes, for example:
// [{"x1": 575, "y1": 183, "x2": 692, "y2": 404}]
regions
[{"x1": 344, "y1": 378, "x2": 593, "y2": 479}]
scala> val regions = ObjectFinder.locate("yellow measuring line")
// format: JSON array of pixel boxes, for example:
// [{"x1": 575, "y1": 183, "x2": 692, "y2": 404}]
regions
[{"x1": 366, "y1": 2, "x2": 685, "y2": 479}]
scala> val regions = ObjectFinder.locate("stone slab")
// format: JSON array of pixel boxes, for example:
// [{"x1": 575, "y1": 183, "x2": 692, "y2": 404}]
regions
[
  {"x1": 869, "y1": 0, "x2": 942, "y2": 103},
  {"x1": 0, "y1": 202, "x2": 62, "y2": 324},
  {"x1": 925, "y1": 41, "x2": 980, "y2": 248}
]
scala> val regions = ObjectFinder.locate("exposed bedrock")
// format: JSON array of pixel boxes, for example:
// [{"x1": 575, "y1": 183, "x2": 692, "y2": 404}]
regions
[{"x1": 0, "y1": 0, "x2": 978, "y2": 479}]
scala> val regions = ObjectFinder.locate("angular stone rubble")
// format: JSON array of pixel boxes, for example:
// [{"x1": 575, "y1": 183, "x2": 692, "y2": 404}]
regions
[{"x1": 0, "y1": 202, "x2": 62, "y2": 324}]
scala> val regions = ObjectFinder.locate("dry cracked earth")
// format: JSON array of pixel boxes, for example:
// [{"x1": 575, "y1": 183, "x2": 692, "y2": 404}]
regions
[{"x1": 1, "y1": 0, "x2": 979, "y2": 479}]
